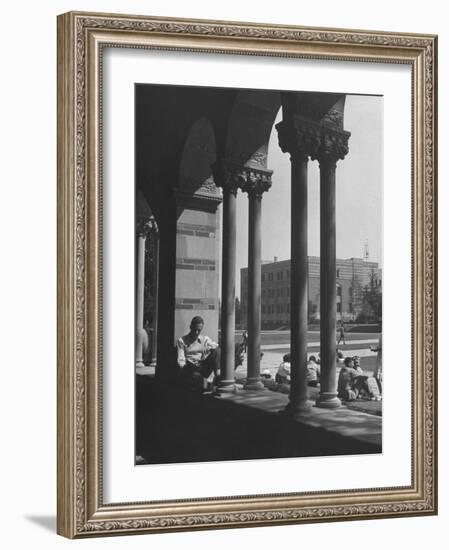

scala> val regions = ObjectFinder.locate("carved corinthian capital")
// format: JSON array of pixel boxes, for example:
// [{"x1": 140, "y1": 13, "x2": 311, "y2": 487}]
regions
[
  {"x1": 276, "y1": 119, "x2": 320, "y2": 160},
  {"x1": 212, "y1": 161, "x2": 272, "y2": 197},
  {"x1": 238, "y1": 167, "x2": 273, "y2": 199},
  {"x1": 310, "y1": 128, "x2": 350, "y2": 165},
  {"x1": 211, "y1": 160, "x2": 240, "y2": 195},
  {"x1": 276, "y1": 116, "x2": 350, "y2": 164},
  {"x1": 136, "y1": 215, "x2": 158, "y2": 238}
]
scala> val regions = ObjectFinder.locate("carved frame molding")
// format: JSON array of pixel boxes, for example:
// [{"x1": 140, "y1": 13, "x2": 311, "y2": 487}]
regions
[{"x1": 57, "y1": 11, "x2": 437, "y2": 538}]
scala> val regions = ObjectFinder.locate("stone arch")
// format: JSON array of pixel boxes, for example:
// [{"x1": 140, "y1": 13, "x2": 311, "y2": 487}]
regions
[
  {"x1": 178, "y1": 116, "x2": 219, "y2": 197},
  {"x1": 224, "y1": 90, "x2": 281, "y2": 169}
]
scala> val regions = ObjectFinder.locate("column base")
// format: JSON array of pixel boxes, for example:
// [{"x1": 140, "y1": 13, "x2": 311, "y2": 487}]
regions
[
  {"x1": 315, "y1": 392, "x2": 341, "y2": 409},
  {"x1": 244, "y1": 377, "x2": 266, "y2": 391},
  {"x1": 280, "y1": 397, "x2": 313, "y2": 419},
  {"x1": 218, "y1": 379, "x2": 237, "y2": 393}
]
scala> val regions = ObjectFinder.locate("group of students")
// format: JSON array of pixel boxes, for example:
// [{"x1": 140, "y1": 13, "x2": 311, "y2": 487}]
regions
[
  {"x1": 275, "y1": 350, "x2": 382, "y2": 402},
  {"x1": 337, "y1": 354, "x2": 382, "y2": 401},
  {"x1": 275, "y1": 353, "x2": 321, "y2": 387},
  {"x1": 175, "y1": 317, "x2": 382, "y2": 404}
]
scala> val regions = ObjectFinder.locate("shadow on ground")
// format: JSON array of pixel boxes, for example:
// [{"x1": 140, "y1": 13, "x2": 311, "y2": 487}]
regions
[
  {"x1": 136, "y1": 376, "x2": 381, "y2": 465},
  {"x1": 25, "y1": 515, "x2": 56, "y2": 533}
]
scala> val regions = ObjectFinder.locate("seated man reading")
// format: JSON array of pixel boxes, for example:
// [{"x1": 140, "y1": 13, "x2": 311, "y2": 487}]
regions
[{"x1": 176, "y1": 316, "x2": 220, "y2": 393}]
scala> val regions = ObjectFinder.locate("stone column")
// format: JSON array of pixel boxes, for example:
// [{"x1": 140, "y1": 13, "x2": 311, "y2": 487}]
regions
[
  {"x1": 135, "y1": 218, "x2": 153, "y2": 368},
  {"x1": 214, "y1": 163, "x2": 239, "y2": 393},
  {"x1": 288, "y1": 151, "x2": 312, "y2": 414},
  {"x1": 276, "y1": 120, "x2": 314, "y2": 416},
  {"x1": 149, "y1": 229, "x2": 160, "y2": 367},
  {"x1": 241, "y1": 169, "x2": 272, "y2": 390},
  {"x1": 314, "y1": 130, "x2": 350, "y2": 408}
]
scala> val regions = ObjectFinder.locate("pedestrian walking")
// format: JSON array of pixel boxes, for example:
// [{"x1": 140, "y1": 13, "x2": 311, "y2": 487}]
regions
[
  {"x1": 337, "y1": 321, "x2": 346, "y2": 345},
  {"x1": 371, "y1": 333, "x2": 382, "y2": 394}
]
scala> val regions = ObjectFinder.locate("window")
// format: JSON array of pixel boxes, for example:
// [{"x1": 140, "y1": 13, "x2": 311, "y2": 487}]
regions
[
  {"x1": 337, "y1": 268, "x2": 340, "y2": 278},
  {"x1": 337, "y1": 303, "x2": 341, "y2": 313}
]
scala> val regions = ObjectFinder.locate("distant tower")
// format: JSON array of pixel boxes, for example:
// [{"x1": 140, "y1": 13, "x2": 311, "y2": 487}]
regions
[{"x1": 363, "y1": 240, "x2": 370, "y2": 261}]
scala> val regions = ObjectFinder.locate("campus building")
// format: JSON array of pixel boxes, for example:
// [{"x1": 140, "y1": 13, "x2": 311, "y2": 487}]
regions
[{"x1": 240, "y1": 257, "x2": 382, "y2": 330}]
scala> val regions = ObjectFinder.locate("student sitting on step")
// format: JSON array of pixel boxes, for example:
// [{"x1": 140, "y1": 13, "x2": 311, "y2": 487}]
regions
[
  {"x1": 176, "y1": 316, "x2": 220, "y2": 393},
  {"x1": 306, "y1": 355, "x2": 321, "y2": 387},
  {"x1": 275, "y1": 353, "x2": 291, "y2": 385},
  {"x1": 337, "y1": 357, "x2": 359, "y2": 401}
]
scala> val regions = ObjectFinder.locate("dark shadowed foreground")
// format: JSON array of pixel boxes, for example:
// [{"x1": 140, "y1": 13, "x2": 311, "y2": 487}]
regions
[{"x1": 136, "y1": 375, "x2": 381, "y2": 465}]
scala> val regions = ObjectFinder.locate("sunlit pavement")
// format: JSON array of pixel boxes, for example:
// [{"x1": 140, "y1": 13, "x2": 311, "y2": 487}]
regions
[{"x1": 235, "y1": 351, "x2": 382, "y2": 417}]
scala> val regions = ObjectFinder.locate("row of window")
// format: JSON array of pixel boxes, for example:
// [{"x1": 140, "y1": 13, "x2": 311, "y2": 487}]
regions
[
  {"x1": 260, "y1": 285, "x2": 345, "y2": 299},
  {"x1": 262, "y1": 303, "x2": 290, "y2": 314},
  {"x1": 262, "y1": 287, "x2": 290, "y2": 298},
  {"x1": 261, "y1": 269, "x2": 346, "y2": 281},
  {"x1": 259, "y1": 302, "x2": 355, "y2": 316},
  {"x1": 260, "y1": 303, "x2": 353, "y2": 316},
  {"x1": 262, "y1": 270, "x2": 290, "y2": 282}
]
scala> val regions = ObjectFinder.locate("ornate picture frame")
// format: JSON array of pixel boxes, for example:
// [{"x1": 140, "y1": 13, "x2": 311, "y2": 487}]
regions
[{"x1": 57, "y1": 11, "x2": 437, "y2": 538}]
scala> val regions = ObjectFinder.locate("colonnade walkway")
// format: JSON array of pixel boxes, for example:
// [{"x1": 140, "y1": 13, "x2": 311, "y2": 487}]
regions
[
  {"x1": 236, "y1": 350, "x2": 382, "y2": 416},
  {"x1": 135, "y1": 372, "x2": 381, "y2": 466}
]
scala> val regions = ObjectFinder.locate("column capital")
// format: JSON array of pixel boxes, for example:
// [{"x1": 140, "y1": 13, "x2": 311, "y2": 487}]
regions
[
  {"x1": 213, "y1": 161, "x2": 273, "y2": 197},
  {"x1": 239, "y1": 167, "x2": 273, "y2": 199},
  {"x1": 311, "y1": 127, "x2": 350, "y2": 165},
  {"x1": 211, "y1": 160, "x2": 239, "y2": 196},
  {"x1": 136, "y1": 215, "x2": 158, "y2": 238},
  {"x1": 276, "y1": 116, "x2": 350, "y2": 164},
  {"x1": 276, "y1": 119, "x2": 319, "y2": 160}
]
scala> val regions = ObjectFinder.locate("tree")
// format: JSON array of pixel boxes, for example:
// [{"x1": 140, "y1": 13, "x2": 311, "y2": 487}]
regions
[
  {"x1": 357, "y1": 270, "x2": 382, "y2": 323},
  {"x1": 235, "y1": 296, "x2": 241, "y2": 328}
]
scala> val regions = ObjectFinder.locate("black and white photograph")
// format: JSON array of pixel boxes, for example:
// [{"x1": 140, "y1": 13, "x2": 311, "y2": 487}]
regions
[
  {"x1": 1, "y1": 0, "x2": 443, "y2": 544},
  {"x1": 134, "y1": 84, "x2": 383, "y2": 465}
]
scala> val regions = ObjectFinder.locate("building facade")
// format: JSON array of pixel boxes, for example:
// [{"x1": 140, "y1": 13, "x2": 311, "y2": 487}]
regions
[{"x1": 240, "y1": 257, "x2": 382, "y2": 329}]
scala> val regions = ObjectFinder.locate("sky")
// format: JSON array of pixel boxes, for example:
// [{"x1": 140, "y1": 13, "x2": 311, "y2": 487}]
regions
[{"x1": 234, "y1": 94, "x2": 383, "y2": 297}]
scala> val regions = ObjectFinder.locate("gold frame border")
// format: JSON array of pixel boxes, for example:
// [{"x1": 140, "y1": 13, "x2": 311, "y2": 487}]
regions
[{"x1": 57, "y1": 11, "x2": 438, "y2": 538}]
